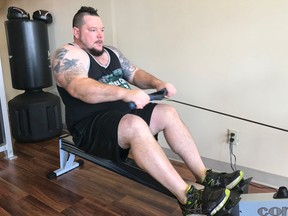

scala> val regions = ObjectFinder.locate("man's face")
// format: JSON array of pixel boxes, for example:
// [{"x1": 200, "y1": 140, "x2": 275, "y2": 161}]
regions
[{"x1": 74, "y1": 15, "x2": 105, "y2": 56}]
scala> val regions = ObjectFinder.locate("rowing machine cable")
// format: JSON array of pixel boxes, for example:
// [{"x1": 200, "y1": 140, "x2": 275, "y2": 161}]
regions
[{"x1": 166, "y1": 98, "x2": 288, "y2": 133}]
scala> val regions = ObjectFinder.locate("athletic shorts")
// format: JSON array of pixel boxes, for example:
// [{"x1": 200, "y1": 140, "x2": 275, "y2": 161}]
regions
[{"x1": 71, "y1": 103, "x2": 157, "y2": 162}]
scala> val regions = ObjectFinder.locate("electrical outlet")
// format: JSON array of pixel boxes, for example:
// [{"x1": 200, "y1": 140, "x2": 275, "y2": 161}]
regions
[{"x1": 228, "y1": 129, "x2": 239, "y2": 145}]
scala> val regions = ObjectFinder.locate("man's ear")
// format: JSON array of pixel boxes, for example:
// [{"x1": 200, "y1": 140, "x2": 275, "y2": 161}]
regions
[{"x1": 73, "y1": 27, "x2": 80, "y2": 38}]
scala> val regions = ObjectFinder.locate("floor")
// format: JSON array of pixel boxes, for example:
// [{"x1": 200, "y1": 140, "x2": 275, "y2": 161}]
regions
[{"x1": 0, "y1": 137, "x2": 277, "y2": 216}]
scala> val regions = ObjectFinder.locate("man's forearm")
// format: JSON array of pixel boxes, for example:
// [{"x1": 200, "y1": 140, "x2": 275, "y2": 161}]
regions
[
  {"x1": 66, "y1": 77, "x2": 129, "y2": 104},
  {"x1": 131, "y1": 69, "x2": 163, "y2": 90}
]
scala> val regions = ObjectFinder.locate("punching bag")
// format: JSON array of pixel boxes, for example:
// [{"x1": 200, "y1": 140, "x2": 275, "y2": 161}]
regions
[
  {"x1": 5, "y1": 19, "x2": 52, "y2": 90},
  {"x1": 5, "y1": 7, "x2": 62, "y2": 142}
]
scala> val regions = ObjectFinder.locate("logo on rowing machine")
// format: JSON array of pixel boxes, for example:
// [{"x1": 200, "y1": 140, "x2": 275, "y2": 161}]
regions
[{"x1": 258, "y1": 207, "x2": 288, "y2": 216}]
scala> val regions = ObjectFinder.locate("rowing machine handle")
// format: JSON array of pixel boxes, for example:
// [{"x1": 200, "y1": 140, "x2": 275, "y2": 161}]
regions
[{"x1": 129, "y1": 88, "x2": 168, "y2": 110}]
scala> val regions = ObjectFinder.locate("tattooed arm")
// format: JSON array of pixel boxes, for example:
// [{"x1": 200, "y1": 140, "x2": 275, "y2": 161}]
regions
[
  {"x1": 52, "y1": 44, "x2": 150, "y2": 107},
  {"x1": 52, "y1": 45, "x2": 124, "y2": 104},
  {"x1": 107, "y1": 46, "x2": 177, "y2": 97}
]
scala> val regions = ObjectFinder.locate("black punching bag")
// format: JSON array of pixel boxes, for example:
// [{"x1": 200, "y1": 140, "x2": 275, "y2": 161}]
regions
[
  {"x1": 5, "y1": 19, "x2": 52, "y2": 90},
  {"x1": 5, "y1": 7, "x2": 62, "y2": 142}
]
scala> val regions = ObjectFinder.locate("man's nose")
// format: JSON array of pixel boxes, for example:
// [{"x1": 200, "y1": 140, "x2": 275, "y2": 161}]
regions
[{"x1": 97, "y1": 30, "x2": 103, "y2": 38}]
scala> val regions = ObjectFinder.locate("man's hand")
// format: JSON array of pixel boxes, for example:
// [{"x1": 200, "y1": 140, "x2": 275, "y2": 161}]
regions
[
  {"x1": 156, "y1": 82, "x2": 177, "y2": 98},
  {"x1": 123, "y1": 89, "x2": 150, "y2": 109}
]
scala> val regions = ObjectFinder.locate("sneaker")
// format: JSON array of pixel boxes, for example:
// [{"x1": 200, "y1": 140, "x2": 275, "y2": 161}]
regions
[
  {"x1": 179, "y1": 185, "x2": 231, "y2": 216},
  {"x1": 202, "y1": 169, "x2": 244, "y2": 190}
]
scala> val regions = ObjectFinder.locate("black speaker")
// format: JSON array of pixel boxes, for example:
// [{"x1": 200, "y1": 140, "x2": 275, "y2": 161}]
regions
[{"x1": 5, "y1": 19, "x2": 52, "y2": 90}]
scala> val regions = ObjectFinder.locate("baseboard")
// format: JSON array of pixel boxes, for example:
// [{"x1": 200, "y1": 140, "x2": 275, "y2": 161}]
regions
[{"x1": 163, "y1": 147, "x2": 288, "y2": 189}]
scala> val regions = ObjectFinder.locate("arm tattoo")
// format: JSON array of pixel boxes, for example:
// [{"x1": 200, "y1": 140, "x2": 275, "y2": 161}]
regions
[
  {"x1": 53, "y1": 48, "x2": 87, "y2": 85},
  {"x1": 106, "y1": 46, "x2": 136, "y2": 81},
  {"x1": 53, "y1": 48, "x2": 68, "y2": 74},
  {"x1": 118, "y1": 51, "x2": 136, "y2": 81}
]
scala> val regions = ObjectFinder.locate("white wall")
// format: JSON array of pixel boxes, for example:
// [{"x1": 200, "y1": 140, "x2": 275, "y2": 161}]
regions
[
  {"x1": 112, "y1": 0, "x2": 288, "y2": 186},
  {"x1": 1, "y1": 0, "x2": 288, "y2": 187}
]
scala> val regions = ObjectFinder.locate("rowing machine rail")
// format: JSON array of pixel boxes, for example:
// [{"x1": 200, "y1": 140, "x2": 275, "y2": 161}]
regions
[{"x1": 47, "y1": 134, "x2": 174, "y2": 198}]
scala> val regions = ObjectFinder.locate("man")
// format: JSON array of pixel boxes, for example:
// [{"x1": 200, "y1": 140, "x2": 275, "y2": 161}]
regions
[{"x1": 52, "y1": 6, "x2": 244, "y2": 215}]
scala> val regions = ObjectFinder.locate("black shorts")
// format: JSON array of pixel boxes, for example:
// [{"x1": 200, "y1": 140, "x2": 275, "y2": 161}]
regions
[{"x1": 71, "y1": 103, "x2": 157, "y2": 162}]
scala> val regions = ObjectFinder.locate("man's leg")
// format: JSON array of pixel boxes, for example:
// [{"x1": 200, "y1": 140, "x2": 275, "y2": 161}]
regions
[
  {"x1": 117, "y1": 110, "x2": 233, "y2": 216},
  {"x1": 118, "y1": 114, "x2": 189, "y2": 204},
  {"x1": 149, "y1": 104, "x2": 207, "y2": 183},
  {"x1": 149, "y1": 104, "x2": 244, "y2": 190}
]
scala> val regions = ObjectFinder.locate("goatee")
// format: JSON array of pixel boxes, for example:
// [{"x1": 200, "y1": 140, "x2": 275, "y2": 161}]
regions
[{"x1": 88, "y1": 48, "x2": 105, "y2": 57}]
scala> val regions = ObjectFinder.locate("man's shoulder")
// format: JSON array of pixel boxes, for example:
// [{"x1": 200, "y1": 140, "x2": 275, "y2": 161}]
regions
[
  {"x1": 105, "y1": 45, "x2": 121, "y2": 57},
  {"x1": 57, "y1": 43, "x2": 83, "y2": 52},
  {"x1": 55, "y1": 43, "x2": 88, "y2": 59}
]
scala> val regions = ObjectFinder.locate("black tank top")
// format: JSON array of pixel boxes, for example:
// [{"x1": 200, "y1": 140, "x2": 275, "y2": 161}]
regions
[{"x1": 57, "y1": 46, "x2": 131, "y2": 129}]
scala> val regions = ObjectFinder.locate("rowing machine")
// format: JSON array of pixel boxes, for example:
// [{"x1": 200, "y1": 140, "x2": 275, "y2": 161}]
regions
[
  {"x1": 47, "y1": 135, "x2": 288, "y2": 215},
  {"x1": 238, "y1": 190, "x2": 288, "y2": 216},
  {"x1": 47, "y1": 89, "x2": 288, "y2": 215},
  {"x1": 47, "y1": 89, "x2": 174, "y2": 198}
]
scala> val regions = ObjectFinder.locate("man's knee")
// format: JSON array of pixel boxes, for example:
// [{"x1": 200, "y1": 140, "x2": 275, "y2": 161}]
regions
[
  {"x1": 119, "y1": 114, "x2": 150, "y2": 139},
  {"x1": 154, "y1": 104, "x2": 180, "y2": 123},
  {"x1": 149, "y1": 104, "x2": 181, "y2": 134},
  {"x1": 165, "y1": 104, "x2": 178, "y2": 117},
  {"x1": 118, "y1": 114, "x2": 154, "y2": 149}
]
